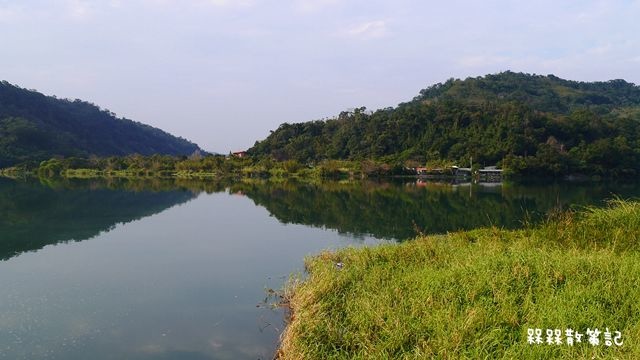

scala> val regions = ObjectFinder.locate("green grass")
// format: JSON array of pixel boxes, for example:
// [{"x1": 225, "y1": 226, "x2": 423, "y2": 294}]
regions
[{"x1": 279, "y1": 200, "x2": 640, "y2": 359}]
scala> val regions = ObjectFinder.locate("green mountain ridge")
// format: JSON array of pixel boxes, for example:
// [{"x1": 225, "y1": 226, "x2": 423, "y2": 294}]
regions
[
  {"x1": 249, "y1": 71, "x2": 640, "y2": 177},
  {"x1": 0, "y1": 81, "x2": 202, "y2": 168},
  {"x1": 415, "y1": 72, "x2": 640, "y2": 114}
]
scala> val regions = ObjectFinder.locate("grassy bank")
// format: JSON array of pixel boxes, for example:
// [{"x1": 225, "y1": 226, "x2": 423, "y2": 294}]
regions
[
  {"x1": 2, "y1": 156, "x2": 422, "y2": 181},
  {"x1": 279, "y1": 200, "x2": 640, "y2": 359}
]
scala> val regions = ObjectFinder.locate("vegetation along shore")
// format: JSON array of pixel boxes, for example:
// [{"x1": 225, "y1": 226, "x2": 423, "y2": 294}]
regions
[
  {"x1": 3, "y1": 73, "x2": 640, "y2": 180},
  {"x1": 278, "y1": 200, "x2": 640, "y2": 359}
]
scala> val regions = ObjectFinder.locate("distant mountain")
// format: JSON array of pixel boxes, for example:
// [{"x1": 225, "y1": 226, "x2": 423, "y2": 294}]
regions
[
  {"x1": 249, "y1": 72, "x2": 640, "y2": 177},
  {"x1": 0, "y1": 81, "x2": 202, "y2": 168}
]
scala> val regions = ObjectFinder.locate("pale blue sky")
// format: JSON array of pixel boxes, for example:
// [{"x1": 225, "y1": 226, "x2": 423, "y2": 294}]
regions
[{"x1": 1, "y1": 0, "x2": 639, "y2": 152}]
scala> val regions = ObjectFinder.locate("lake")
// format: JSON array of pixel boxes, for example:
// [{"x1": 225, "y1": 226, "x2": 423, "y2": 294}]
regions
[{"x1": 1, "y1": 177, "x2": 639, "y2": 359}]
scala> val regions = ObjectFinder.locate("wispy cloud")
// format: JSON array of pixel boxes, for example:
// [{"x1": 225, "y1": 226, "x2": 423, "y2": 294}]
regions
[
  {"x1": 108, "y1": 0, "x2": 123, "y2": 8},
  {"x1": 66, "y1": 0, "x2": 93, "y2": 20},
  {"x1": 574, "y1": 1, "x2": 614, "y2": 23},
  {"x1": 140, "y1": 0, "x2": 255, "y2": 9},
  {"x1": 206, "y1": 0, "x2": 255, "y2": 7},
  {"x1": 342, "y1": 20, "x2": 389, "y2": 40},
  {"x1": 294, "y1": 0, "x2": 341, "y2": 13},
  {"x1": 587, "y1": 44, "x2": 612, "y2": 56}
]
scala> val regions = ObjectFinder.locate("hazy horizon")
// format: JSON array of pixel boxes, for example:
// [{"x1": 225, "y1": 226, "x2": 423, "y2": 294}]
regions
[{"x1": 2, "y1": 0, "x2": 639, "y2": 153}]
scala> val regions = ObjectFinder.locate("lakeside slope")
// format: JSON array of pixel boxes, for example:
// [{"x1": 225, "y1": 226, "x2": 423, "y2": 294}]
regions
[
  {"x1": 251, "y1": 72, "x2": 640, "y2": 178},
  {"x1": 0, "y1": 81, "x2": 202, "y2": 168},
  {"x1": 279, "y1": 200, "x2": 640, "y2": 359}
]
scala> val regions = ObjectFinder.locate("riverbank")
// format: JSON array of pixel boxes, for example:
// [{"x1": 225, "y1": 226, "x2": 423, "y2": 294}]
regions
[
  {"x1": 278, "y1": 200, "x2": 640, "y2": 359},
  {"x1": 4, "y1": 154, "x2": 635, "y2": 183}
]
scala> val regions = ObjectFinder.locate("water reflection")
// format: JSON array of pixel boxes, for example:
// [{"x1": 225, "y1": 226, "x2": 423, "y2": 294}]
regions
[
  {"x1": 0, "y1": 178, "x2": 197, "y2": 260},
  {"x1": 0, "y1": 177, "x2": 385, "y2": 360},
  {"x1": 1, "y1": 177, "x2": 640, "y2": 359},
  {"x1": 2, "y1": 177, "x2": 640, "y2": 258},
  {"x1": 235, "y1": 179, "x2": 640, "y2": 240}
]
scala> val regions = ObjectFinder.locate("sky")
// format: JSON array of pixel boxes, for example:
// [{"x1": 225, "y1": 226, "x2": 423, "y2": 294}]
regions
[{"x1": 1, "y1": 0, "x2": 639, "y2": 153}]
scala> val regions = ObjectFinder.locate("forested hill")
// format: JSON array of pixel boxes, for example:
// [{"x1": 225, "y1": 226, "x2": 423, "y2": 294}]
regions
[
  {"x1": 249, "y1": 72, "x2": 640, "y2": 177},
  {"x1": 415, "y1": 72, "x2": 640, "y2": 114},
  {"x1": 0, "y1": 81, "x2": 202, "y2": 168}
]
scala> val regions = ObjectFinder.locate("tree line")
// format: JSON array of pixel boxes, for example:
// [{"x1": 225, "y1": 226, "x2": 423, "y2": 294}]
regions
[{"x1": 249, "y1": 72, "x2": 640, "y2": 178}]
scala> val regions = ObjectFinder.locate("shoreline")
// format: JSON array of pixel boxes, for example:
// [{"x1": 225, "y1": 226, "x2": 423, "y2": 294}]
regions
[
  {"x1": 276, "y1": 200, "x2": 640, "y2": 359},
  {"x1": 0, "y1": 167, "x2": 630, "y2": 184}
]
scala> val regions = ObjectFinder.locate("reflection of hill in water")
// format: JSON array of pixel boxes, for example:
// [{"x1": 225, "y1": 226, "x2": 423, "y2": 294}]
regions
[
  {"x1": 0, "y1": 178, "x2": 198, "y2": 260},
  {"x1": 237, "y1": 180, "x2": 640, "y2": 240},
  {"x1": 3, "y1": 177, "x2": 639, "y2": 259}
]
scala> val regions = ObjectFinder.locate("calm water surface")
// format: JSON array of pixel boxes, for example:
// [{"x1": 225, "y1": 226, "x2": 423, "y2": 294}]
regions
[{"x1": 1, "y1": 178, "x2": 639, "y2": 359}]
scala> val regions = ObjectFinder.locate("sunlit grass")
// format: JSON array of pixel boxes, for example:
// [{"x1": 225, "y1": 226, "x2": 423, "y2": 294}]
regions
[{"x1": 279, "y1": 200, "x2": 640, "y2": 359}]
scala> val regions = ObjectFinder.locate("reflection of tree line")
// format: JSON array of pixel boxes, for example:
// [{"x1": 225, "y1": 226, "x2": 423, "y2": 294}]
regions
[
  {"x1": 34, "y1": 176, "x2": 230, "y2": 194},
  {"x1": 2, "y1": 177, "x2": 639, "y2": 260},
  {"x1": 0, "y1": 178, "x2": 197, "y2": 260},
  {"x1": 234, "y1": 180, "x2": 640, "y2": 240}
]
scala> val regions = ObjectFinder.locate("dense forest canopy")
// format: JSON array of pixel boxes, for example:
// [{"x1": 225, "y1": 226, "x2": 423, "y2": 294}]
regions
[
  {"x1": 0, "y1": 81, "x2": 202, "y2": 168},
  {"x1": 249, "y1": 72, "x2": 640, "y2": 177},
  {"x1": 415, "y1": 72, "x2": 640, "y2": 114}
]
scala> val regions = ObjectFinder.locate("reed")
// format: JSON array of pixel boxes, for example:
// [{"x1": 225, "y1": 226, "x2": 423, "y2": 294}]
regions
[{"x1": 279, "y1": 200, "x2": 640, "y2": 359}]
